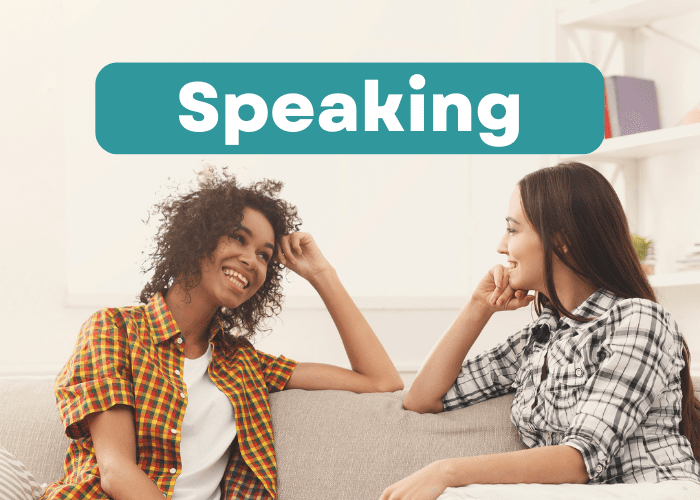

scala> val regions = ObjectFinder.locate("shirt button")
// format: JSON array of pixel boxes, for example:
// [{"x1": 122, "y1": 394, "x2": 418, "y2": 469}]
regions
[
  {"x1": 575, "y1": 368, "x2": 583, "y2": 377},
  {"x1": 176, "y1": 338, "x2": 183, "y2": 344},
  {"x1": 175, "y1": 370, "x2": 181, "y2": 376},
  {"x1": 595, "y1": 464, "x2": 603, "y2": 473},
  {"x1": 171, "y1": 428, "x2": 177, "y2": 434},
  {"x1": 169, "y1": 468, "x2": 176, "y2": 474},
  {"x1": 180, "y1": 392, "x2": 185, "y2": 398}
]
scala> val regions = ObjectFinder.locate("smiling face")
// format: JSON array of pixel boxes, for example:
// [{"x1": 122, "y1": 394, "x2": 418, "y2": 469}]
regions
[
  {"x1": 197, "y1": 207, "x2": 276, "y2": 310},
  {"x1": 497, "y1": 188, "x2": 546, "y2": 293}
]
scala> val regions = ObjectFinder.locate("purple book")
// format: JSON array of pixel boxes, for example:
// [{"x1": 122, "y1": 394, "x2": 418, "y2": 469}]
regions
[{"x1": 609, "y1": 76, "x2": 660, "y2": 136}]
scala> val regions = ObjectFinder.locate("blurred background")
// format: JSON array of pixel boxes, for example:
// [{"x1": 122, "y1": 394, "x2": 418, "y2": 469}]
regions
[{"x1": 1, "y1": 0, "x2": 699, "y2": 384}]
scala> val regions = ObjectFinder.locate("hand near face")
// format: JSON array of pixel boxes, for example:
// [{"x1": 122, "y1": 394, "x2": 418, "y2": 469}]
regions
[
  {"x1": 472, "y1": 264, "x2": 535, "y2": 313},
  {"x1": 276, "y1": 232, "x2": 332, "y2": 282},
  {"x1": 379, "y1": 461, "x2": 450, "y2": 500}
]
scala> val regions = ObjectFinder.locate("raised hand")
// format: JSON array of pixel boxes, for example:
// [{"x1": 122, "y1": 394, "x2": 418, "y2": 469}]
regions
[
  {"x1": 278, "y1": 231, "x2": 404, "y2": 394},
  {"x1": 276, "y1": 232, "x2": 332, "y2": 283},
  {"x1": 472, "y1": 264, "x2": 535, "y2": 313}
]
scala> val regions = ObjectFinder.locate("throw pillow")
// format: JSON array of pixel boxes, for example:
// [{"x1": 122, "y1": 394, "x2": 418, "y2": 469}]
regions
[{"x1": 0, "y1": 443, "x2": 45, "y2": 500}]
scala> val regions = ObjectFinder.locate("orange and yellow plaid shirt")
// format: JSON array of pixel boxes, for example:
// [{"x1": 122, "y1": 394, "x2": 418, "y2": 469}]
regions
[{"x1": 42, "y1": 293, "x2": 296, "y2": 500}]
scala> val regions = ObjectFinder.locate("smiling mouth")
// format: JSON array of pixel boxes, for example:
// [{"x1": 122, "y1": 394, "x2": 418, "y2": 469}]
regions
[{"x1": 223, "y1": 268, "x2": 249, "y2": 289}]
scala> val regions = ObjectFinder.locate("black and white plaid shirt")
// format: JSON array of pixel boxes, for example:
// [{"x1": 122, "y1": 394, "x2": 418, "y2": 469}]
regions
[{"x1": 443, "y1": 289, "x2": 700, "y2": 484}]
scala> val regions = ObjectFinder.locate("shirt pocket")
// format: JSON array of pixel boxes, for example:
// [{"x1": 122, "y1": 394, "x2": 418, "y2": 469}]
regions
[{"x1": 541, "y1": 358, "x2": 588, "y2": 431}]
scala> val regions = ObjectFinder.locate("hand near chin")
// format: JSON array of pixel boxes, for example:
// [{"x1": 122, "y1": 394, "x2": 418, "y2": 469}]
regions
[
  {"x1": 473, "y1": 264, "x2": 535, "y2": 313},
  {"x1": 276, "y1": 232, "x2": 333, "y2": 282}
]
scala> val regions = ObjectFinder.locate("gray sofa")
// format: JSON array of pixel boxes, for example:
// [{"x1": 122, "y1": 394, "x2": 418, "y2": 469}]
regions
[{"x1": 1, "y1": 376, "x2": 699, "y2": 499}]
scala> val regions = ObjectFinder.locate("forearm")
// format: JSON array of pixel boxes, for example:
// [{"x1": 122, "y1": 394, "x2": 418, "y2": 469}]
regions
[
  {"x1": 100, "y1": 460, "x2": 166, "y2": 500},
  {"x1": 380, "y1": 444, "x2": 588, "y2": 499},
  {"x1": 403, "y1": 298, "x2": 493, "y2": 413},
  {"x1": 88, "y1": 405, "x2": 166, "y2": 500},
  {"x1": 308, "y1": 267, "x2": 403, "y2": 392},
  {"x1": 438, "y1": 445, "x2": 588, "y2": 487}
]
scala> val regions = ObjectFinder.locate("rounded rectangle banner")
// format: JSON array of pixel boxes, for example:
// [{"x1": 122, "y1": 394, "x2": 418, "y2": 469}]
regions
[{"x1": 96, "y1": 63, "x2": 603, "y2": 154}]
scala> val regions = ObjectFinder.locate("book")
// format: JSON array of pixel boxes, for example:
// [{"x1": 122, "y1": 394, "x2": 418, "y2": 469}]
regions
[
  {"x1": 604, "y1": 86, "x2": 612, "y2": 139},
  {"x1": 676, "y1": 242, "x2": 700, "y2": 271},
  {"x1": 604, "y1": 76, "x2": 660, "y2": 136},
  {"x1": 604, "y1": 77, "x2": 620, "y2": 137}
]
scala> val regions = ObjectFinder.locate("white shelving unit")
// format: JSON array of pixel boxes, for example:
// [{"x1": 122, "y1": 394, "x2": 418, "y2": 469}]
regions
[
  {"x1": 649, "y1": 271, "x2": 700, "y2": 288},
  {"x1": 558, "y1": 0, "x2": 700, "y2": 31},
  {"x1": 562, "y1": 122, "x2": 700, "y2": 162},
  {"x1": 554, "y1": 0, "x2": 700, "y2": 374},
  {"x1": 554, "y1": 0, "x2": 700, "y2": 285}
]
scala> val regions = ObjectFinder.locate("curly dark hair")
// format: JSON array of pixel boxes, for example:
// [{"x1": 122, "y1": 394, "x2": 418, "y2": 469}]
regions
[{"x1": 140, "y1": 168, "x2": 301, "y2": 343}]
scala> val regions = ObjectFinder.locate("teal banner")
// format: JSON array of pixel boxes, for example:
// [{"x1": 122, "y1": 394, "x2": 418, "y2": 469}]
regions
[{"x1": 96, "y1": 63, "x2": 603, "y2": 154}]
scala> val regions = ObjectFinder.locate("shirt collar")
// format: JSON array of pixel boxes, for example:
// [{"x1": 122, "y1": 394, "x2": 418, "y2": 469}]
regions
[
  {"x1": 146, "y1": 292, "x2": 182, "y2": 344},
  {"x1": 561, "y1": 288, "x2": 620, "y2": 328},
  {"x1": 207, "y1": 315, "x2": 228, "y2": 346},
  {"x1": 535, "y1": 288, "x2": 621, "y2": 337},
  {"x1": 147, "y1": 292, "x2": 233, "y2": 351}
]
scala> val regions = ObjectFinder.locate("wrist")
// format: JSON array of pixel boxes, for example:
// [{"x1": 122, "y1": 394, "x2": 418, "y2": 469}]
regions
[
  {"x1": 466, "y1": 296, "x2": 495, "y2": 320},
  {"x1": 307, "y1": 266, "x2": 337, "y2": 289},
  {"x1": 433, "y1": 458, "x2": 460, "y2": 488}
]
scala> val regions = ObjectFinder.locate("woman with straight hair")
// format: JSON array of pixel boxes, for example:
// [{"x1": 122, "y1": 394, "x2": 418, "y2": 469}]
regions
[
  {"x1": 383, "y1": 163, "x2": 700, "y2": 500},
  {"x1": 43, "y1": 168, "x2": 403, "y2": 500}
]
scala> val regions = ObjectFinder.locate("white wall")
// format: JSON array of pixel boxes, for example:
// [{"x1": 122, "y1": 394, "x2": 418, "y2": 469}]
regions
[{"x1": 1, "y1": 0, "x2": 697, "y2": 381}]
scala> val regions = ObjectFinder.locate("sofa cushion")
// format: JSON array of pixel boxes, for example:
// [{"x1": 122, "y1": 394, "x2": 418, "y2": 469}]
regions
[
  {"x1": 0, "y1": 377, "x2": 68, "y2": 486},
  {"x1": 270, "y1": 389, "x2": 527, "y2": 500}
]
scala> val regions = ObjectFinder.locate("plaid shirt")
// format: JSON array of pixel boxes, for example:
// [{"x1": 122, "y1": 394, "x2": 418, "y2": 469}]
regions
[
  {"x1": 42, "y1": 293, "x2": 296, "y2": 499},
  {"x1": 444, "y1": 289, "x2": 700, "y2": 484}
]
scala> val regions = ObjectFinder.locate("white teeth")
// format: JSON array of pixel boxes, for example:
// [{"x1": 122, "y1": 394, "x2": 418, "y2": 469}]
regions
[
  {"x1": 227, "y1": 276, "x2": 245, "y2": 288},
  {"x1": 223, "y1": 268, "x2": 248, "y2": 288}
]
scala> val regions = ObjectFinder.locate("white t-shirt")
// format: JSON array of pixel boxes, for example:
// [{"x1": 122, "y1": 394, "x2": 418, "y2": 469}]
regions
[{"x1": 172, "y1": 344, "x2": 237, "y2": 500}]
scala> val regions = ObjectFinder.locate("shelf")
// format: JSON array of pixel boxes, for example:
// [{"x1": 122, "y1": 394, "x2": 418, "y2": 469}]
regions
[
  {"x1": 558, "y1": 0, "x2": 700, "y2": 31},
  {"x1": 649, "y1": 271, "x2": 700, "y2": 288},
  {"x1": 560, "y1": 123, "x2": 700, "y2": 162}
]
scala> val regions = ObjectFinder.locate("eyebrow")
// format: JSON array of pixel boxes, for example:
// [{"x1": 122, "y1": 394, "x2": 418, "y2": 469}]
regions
[
  {"x1": 505, "y1": 216, "x2": 519, "y2": 224},
  {"x1": 238, "y1": 225, "x2": 275, "y2": 250}
]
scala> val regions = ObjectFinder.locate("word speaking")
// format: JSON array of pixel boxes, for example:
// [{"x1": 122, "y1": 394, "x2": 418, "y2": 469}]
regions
[{"x1": 178, "y1": 74, "x2": 519, "y2": 147}]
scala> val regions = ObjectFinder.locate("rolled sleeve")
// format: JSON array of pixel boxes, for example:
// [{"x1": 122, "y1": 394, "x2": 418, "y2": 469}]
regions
[
  {"x1": 443, "y1": 327, "x2": 526, "y2": 411},
  {"x1": 560, "y1": 300, "x2": 676, "y2": 480},
  {"x1": 55, "y1": 309, "x2": 135, "y2": 439},
  {"x1": 256, "y1": 351, "x2": 297, "y2": 392}
]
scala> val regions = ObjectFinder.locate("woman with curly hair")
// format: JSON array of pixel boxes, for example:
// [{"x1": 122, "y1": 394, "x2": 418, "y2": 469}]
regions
[
  {"x1": 42, "y1": 169, "x2": 403, "y2": 500},
  {"x1": 383, "y1": 163, "x2": 700, "y2": 500}
]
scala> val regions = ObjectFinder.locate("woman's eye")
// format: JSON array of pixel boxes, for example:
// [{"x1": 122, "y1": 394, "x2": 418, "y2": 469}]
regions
[
  {"x1": 229, "y1": 234, "x2": 244, "y2": 244},
  {"x1": 258, "y1": 252, "x2": 271, "y2": 262},
  {"x1": 507, "y1": 227, "x2": 516, "y2": 234}
]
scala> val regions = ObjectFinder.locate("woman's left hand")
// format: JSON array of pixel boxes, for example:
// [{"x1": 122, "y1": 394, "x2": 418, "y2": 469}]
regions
[
  {"x1": 276, "y1": 232, "x2": 332, "y2": 282},
  {"x1": 379, "y1": 461, "x2": 450, "y2": 500}
]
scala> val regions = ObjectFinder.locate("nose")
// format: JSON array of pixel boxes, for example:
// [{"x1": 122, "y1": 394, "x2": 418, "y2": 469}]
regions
[
  {"x1": 238, "y1": 247, "x2": 257, "y2": 270},
  {"x1": 497, "y1": 231, "x2": 509, "y2": 256}
]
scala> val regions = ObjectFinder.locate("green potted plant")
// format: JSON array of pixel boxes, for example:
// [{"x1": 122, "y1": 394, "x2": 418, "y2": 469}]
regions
[{"x1": 631, "y1": 234, "x2": 654, "y2": 275}]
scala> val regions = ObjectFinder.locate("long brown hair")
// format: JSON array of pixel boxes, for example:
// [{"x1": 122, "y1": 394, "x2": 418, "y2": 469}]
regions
[{"x1": 518, "y1": 162, "x2": 700, "y2": 461}]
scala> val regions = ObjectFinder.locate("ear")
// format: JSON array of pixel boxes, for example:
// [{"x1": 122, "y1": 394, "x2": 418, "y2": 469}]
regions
[{"x1": 553, "y1": 232, "x2": 569, "y2": 255}]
